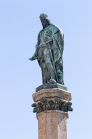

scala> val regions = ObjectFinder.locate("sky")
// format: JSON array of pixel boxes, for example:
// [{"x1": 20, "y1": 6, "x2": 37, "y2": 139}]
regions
[{"x1": 0, "y1": 0, "x2": 92, "y2": 139}]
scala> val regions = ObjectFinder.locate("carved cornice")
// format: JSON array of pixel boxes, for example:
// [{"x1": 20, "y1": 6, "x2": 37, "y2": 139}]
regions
[{"x1": 32, "y1": 88, "x2": 72, "y2": 102}]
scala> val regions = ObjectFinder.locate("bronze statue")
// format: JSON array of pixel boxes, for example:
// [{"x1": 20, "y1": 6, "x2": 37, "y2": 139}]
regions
[{"x1": 29, "y1": 13, "x2": 64, "y2": 85}]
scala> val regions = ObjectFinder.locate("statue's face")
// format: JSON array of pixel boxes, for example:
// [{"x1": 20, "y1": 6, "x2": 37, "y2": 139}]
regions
[{"x1": 41, "y1": 19, "x2": 49, "y2": 28}]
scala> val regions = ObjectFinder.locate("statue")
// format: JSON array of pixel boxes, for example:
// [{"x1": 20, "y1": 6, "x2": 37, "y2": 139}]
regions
[{"x1": 29, "y1": 13, "x2": 64, "y2": 85}]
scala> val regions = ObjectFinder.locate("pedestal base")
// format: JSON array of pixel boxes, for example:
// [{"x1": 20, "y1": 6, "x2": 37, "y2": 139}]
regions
[
  {"x1": 32, "y1": 86, "x2": 73, "y2": 139},
  {"x1": 36, "y1": 83, "x2": 67, "y2": 92}
]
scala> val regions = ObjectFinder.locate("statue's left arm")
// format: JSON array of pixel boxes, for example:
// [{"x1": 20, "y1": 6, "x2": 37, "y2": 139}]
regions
[
  {"x1": 53, "y1": 29, "x2": 64, "y2": 55},
  {"x1": 50, "y1": 24, "x2": 64, "y2": 55}
]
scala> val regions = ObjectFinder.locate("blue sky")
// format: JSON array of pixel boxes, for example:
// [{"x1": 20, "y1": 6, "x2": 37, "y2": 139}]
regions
[{"x1": 0, "y1": 0, "x2": 92, "y2": 139}]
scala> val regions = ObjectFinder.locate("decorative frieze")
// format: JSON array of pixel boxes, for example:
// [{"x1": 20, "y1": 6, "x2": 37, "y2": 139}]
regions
[{"x1": 32, "y1": 98, "x2": 73, "y2": 114}]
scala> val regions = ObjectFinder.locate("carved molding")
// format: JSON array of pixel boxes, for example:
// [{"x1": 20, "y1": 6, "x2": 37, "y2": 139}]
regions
[
  {"x1": 32, "y1": 88, "x2": 72, "y2": 102},
  {"x1": 32, "y1": 98, "x2": 73, "y2": 114}
]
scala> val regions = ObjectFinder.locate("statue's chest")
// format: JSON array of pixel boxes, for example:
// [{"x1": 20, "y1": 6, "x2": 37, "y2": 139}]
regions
[{"x1": 40, "y1": 28, "x2": 52, "y2": 41}]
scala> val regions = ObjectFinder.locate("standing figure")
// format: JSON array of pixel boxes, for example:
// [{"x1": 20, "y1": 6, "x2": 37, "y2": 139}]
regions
[{"x1": 29, "y1": 13, "x2": 64, "y2": 85}]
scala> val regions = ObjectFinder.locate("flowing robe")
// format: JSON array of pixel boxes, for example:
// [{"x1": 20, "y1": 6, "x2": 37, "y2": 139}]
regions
[{"x1": 32, "y1": 24, "x2": 64, "y2": 84}]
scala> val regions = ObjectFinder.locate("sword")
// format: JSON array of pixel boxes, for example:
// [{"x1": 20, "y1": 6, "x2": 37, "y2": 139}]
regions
[{"x1": 46, "y1": 40, "x2": 58, "y2": 82}]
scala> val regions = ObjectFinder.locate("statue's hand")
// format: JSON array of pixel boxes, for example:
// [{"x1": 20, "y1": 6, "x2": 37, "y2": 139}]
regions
[{"x1": 29, "y1": 56, "x2": 36, "y2": 61}]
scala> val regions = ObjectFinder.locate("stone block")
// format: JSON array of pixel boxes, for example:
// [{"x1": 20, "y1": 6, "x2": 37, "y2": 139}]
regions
[{"x1": 32, "y1": 88, "x2": 72, "y2": 102}]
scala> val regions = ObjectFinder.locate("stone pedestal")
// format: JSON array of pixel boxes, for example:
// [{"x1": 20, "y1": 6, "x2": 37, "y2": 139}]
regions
[{"x1": 32, "y1": 85, "x2": 72, "y2": 139}]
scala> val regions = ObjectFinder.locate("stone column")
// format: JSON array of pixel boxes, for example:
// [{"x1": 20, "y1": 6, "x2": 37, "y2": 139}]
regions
[{"x1": 32, "y1": 86, "x2": 72, "y2": 139}]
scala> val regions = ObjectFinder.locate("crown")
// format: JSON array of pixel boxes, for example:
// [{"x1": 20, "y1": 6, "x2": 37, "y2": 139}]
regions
[{"x1": 39, "y1": 13, "x2": 48, "y2": 20}]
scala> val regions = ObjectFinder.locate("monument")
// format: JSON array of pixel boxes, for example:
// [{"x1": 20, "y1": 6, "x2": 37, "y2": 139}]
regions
[{"x1": 29, "y1": 13, "x2": 73, "y2": 139}]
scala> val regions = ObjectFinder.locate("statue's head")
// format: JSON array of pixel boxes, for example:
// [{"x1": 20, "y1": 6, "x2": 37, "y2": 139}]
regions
[{"x1": 39, "y1": 13, "x2": 50, "y2": 28}]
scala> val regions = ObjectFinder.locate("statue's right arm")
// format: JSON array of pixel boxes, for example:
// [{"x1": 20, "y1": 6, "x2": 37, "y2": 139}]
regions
[
  {"x1": 29, "y1": 43, "x2": 38, "y2": 61},
  {"x1": 29, "y1": 33, "x2": 40, "y2": 61}
]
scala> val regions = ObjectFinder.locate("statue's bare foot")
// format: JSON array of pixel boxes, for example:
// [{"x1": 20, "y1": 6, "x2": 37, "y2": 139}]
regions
[{"x1": 50, "y1": 79, "x2": 56, "y2": 84}]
